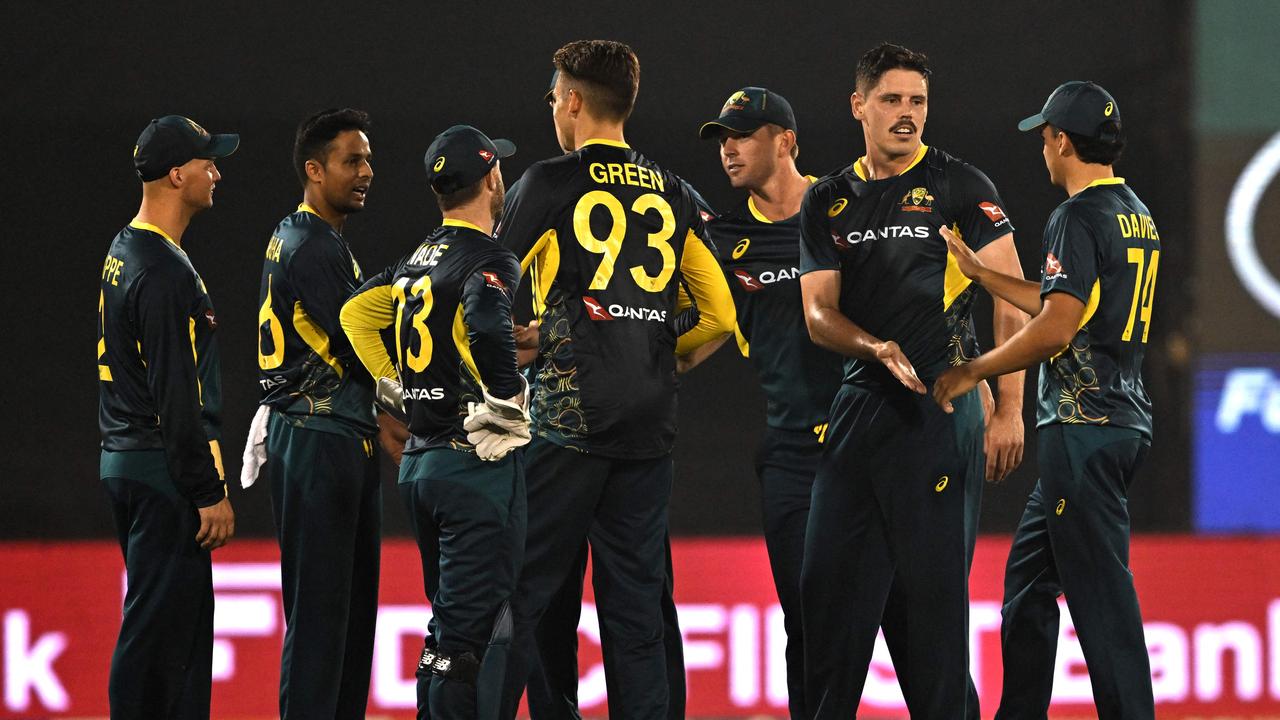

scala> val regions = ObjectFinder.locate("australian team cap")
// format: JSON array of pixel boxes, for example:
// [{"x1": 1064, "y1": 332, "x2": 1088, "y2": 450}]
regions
[
  {"x1": 133, "y1": 115, "x2": 239, "y2": 182},
  {"x1": 1018, "y1": 81, "x2": 1121, "y2": 140},
  {"x1": 424, "y1": 124, "x2": 516, "y2": 195},
  {"x1": 698, "y1": 86, "x2": 797, "y2": 140}
]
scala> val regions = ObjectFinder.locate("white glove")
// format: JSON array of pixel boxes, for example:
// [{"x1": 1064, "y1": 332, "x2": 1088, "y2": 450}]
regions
[
  {"x1": 463, "y1": 378, "x2": 532, "y2": 461},
  {"x1": 376, "y1": 376, "x2": 408, "y2": 424},
  {"x1": 239, "y1": 404, "x2": 271, "y2": 488}
]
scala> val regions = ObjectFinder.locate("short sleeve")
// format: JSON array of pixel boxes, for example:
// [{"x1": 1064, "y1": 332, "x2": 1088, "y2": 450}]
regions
[
  {"x1": 947, "y1": 163, "x2": 1014, "y2": 253},
  {"x1": 1039, "y1": 205, "x2": 1099, "y2": 303},
  {"x1": 799, "y1": 182, "x2": 840, "y2": 274}
]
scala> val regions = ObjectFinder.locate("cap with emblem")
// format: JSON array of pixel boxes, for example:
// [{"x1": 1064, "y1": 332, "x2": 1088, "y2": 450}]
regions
[
  {"x1": 1018, "y1": 81, "x2": 1121, "y2": 140},
  {"x1": 698, "y1": 86, "x2": 797, "y2": 140},
  {"x1": 133, "y1": 115, "x2": 240, "y2": 182},
  {"x1": 423, "y1": 125, "x2": 516, "y2": 194}
]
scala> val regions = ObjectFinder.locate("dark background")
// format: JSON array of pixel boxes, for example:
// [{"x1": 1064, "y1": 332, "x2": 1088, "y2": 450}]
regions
[{"x1": 1, "y1": 1, "x2": 1193, "y2": 539}]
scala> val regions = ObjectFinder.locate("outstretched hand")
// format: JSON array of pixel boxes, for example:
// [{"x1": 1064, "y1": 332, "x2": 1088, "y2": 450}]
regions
[
  {"x1": 876, "y1": 341, "x2": 926, "y2": 394},
  {"x1": 940, "y1": 225, "x2": 986, "y2": 283}
]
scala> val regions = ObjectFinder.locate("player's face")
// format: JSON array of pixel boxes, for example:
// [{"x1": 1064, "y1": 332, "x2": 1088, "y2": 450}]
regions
[
  {"x1": 719, "y1": 127, "x2": 778, "y2": 191},
  {"x1": 319, "y1": 130, "x2": 374, "y2": 214},
  {"x1": 852, "y1": 68, "x2": 928, "y2": 160},
  {"x1": 549, "y1": 78, "x2": 576, "y2": 153},
  {"x1": 177, "y1": 158, "x2": 220, "y2": 210},
  {"x1": 1041, "y1": 126, "x2": 1064, "y2": 187}
]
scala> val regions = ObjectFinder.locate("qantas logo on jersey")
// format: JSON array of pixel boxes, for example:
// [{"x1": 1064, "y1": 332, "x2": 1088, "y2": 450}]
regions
[
  {"x1": 979, "y1": 202, "x2": 1010, "y2": 227},
  {"x1": 404, "y1": 387, "x2": 446, "y2": 400},
  {"x1": 482, "y1": 271, "x2": 506, "y2": 290},
  {"x1": 699, "y1": 210, "x2": 714, "y2": 223},
  {"x1": 734, "y1": 267, "x2": 800, "y2": 292},
  {"x1": 834, "y1": 225, "x2": 932, "y2": 247},
  {"x1": 581, "y1": 296, "x2": 668, "y2": 322},
  {"x1": 1044, "y1": 252, "x2": 1067, "y2": 280}
]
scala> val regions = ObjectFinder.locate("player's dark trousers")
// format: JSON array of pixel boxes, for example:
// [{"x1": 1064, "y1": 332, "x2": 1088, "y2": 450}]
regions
[
  {"x1": 500, "y1": 436, "x2": 674, "y2": 720},
  {"x1": 757, "y1": 426, "x2": 820, "y2": 720},
  {"x1": 525, "y1": 536, "x2": 686, "y2": 720},
  {"x1": 995, "y1": 424, "x2": 1154, "y2": 720},
  {"x1": 801, "y1": 384, "x2": 983, "y2": 720},
  {"x1": 399, "y1": 448, "x2": 526, "y2": 720},
  {"x1": 101, "y1": 449, "x2": 214, "y2": 720},
  {"x1": 267, "y1": 416, "x2": 381, "y2": 720}
]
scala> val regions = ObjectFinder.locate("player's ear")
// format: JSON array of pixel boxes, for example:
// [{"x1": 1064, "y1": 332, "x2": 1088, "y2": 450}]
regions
[
  {"x1": 486, "y1": 164, "x2": 501, "y2": 192},
  {"x1": 304, "y1": 158, "x2": 325, "y2": 184},
  {"x1": 566, "y1": 87, "x2": 584, "y2": 117},
  {"x1": 1056, "y1": 130, "x2": 1073, "y2": 159},
  {"x1": 779, "y1": 129, "x2": 797, "y2": 159},
  {"x1": 850, "y1": 91, "x2": 864, "y2": 121},
  {"x1": 167, "y1": 166, "x2": 184, "y2": 188}
]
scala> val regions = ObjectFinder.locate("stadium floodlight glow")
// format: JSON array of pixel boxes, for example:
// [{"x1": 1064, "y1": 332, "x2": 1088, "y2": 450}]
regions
[{"x1": 1226, "y1": 131, "x2": 1280, "y2": 319}]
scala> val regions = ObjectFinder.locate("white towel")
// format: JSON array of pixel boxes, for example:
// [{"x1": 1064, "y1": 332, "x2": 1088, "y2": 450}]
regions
[{"x1": 240, "y1": 404, "x2": 271, "y2": 488}]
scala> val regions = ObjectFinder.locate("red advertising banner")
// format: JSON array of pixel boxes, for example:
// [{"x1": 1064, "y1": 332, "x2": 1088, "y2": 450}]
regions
[{"x1": 2, "y1": 536, "x2": 1279, "y2": 718}]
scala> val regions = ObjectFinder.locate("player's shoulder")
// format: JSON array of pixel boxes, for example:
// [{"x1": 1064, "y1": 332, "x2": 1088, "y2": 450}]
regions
[
  {"x1": 275, "y1": 206, "x2": 339, "y2": 249},
  {"x1": 927, "y1": 146, "x2": 997, "y2": 189},
  {"x1": 803, "y1": 165, "x2": 857, "y2": 218},
  {"x1": 516, "y1": 152, "x2": 582, "y2": 189}
]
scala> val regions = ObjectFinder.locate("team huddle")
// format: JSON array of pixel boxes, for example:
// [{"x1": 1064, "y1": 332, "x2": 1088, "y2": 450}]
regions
[{"x1": 97, "y1": 39, "x2": 1160, "y2": 720}]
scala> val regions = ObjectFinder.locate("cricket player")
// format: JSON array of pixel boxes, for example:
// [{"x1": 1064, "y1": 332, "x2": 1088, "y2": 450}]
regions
[
  {"x1": 797, "y1": 43, "x2": 1027, "y2": 718},
  {"x1": 342, "y1": 124, "x2": 528, "y2": 720},
  {"x1": 933, "y1": 81, "x2": 1158, "y2": 720},
  {"x1": 494, "y1": 39, "x2": 735, "y2": 719},
  {"x1": 98, "y1": 115, "x2": 237, "y2": 719},
  {"x1": 251, "y1": 108, "x2": 381, "y2": 719}
]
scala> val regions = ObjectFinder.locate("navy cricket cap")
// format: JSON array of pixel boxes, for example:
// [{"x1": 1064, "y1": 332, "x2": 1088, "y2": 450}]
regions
[
  {"x1": 1018, "y1": 81, "x2": 1121, "y2": 140},
  {"x1": 423, "y1": 125, "x2": 516, "y2": 194},
  {"x1": 698, "y1": 87, "x2": 797, "y2": 140},
  {"x1": 133, "y1": 115, "x2": 239, "y2": 182}
]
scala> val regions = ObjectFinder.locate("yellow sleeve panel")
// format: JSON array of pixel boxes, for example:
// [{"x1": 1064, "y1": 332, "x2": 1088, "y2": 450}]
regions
[
  {"x1": 675, "y1": 231, "x2": 736, "y2": 355},
  {"x1": 676, "y1": 284, "x2": 693, "y2": 313},
  {"x1": 734, "y1": 322, "x2": 750, "y2": 358},
  {"x1": 339, "y1": 284, "x2": 398, "y2": 383}
]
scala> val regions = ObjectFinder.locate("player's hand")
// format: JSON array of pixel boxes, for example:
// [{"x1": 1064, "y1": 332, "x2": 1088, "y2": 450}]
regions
[
  {"x1": 377, "y1": 410, "x2": 409, "y2": 467},
  {"x1": 984, "y1": 408, "x2": 1024, "y2": 483},
  {"x1": 940, "y1": 225, "x2": 987, "y2": 283},
  {"x1": 933, "y1": 364, "x2": 979, "y2": 413},
  {"x1": 513, "y1": 321, "x2": 539, "y2": 350},
  {"x1": 196, "y1": 496, "x2": 235, "y2": 551},
  {"x1": 875, "y1": 341, "x2": 926, "y2": 394}
]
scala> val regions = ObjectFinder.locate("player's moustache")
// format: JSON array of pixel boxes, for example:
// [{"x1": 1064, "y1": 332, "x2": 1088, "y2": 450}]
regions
[{"x1": 891, "y1": 120, "x2": 916, "y2": 133}]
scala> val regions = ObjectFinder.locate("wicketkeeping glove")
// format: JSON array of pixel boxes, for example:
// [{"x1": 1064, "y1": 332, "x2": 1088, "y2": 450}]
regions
[
  {"x1": 463, "y1": 377, "x2": 532, "y2": 461},
  {"x1": 376, "y1": 376, "x2": 408, "y2": 425}
]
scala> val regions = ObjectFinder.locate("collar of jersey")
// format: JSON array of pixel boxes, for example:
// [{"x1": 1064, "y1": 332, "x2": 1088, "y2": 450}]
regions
[
  {"x1": 442, "y1": 218, "x2": 490, "y2": 235},
  {"x1": 129, "y1": 219, "x2": 178, "y2": 247},
  {"x1": 747, "y1": 175, "x2": 819, "y2": 224},
  {"x1": 852, "y1": 144, "x2": 928, "y2": 181},
  {"x1": 1083, "y1": 176, "x2": 1125, "y2": 190},
  {"x1": 297, "y1": 203, "x2": 321, "y2": 216},
  {"x1": 580, "y1": 138, "x2": 630, "y2": 149}
]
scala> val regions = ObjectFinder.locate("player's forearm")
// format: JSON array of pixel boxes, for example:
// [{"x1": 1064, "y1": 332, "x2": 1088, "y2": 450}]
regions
[
  {"x1": 804, "y1": 304, "x2": 885, "y2": 362},
  {"x1": 974, "y1": 268, "x2": 1044, "y2": 317},
  {"x1": 968, "y1": 313, "x2": 1070, "y2": 382},
  {"x1": 991, "y1": 297, "x2": 1027, "y2": 415},
  {"x1": 339, "y1": 285, "x2": 398, "y2": 382},
  {"x1": 675, "y1": 234, "x2": 735, "y2": 354},
  {"x1": 676, "y1": 332, "x2": 729, "y2": 373}
]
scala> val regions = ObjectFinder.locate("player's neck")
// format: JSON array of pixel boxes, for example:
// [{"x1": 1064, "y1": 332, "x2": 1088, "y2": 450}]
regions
[
  {"x1": 572, "y1": 117, "x2": 626, "y2": 149},
  {"x1": 301, "y1": 190, "x2": 347, "y2": 233},
  {"x1": 442, "y1": 206, "x2": 495, "y2": 236},
  {"x1": 860, "y1": 140, "x2": 922, "y2": 180},
  {"x1": 134, "y1": 196, "x2": 193, "y2": 247},
  {"x1": 748, "y1": 166, "x2": 809, "y2": 221},
  {"x1": 1062, "y1": 163, "x2": 1115, "y2": 198}
]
